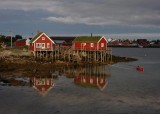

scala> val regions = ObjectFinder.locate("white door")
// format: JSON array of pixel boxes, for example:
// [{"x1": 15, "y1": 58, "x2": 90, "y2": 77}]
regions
[{"x1": 42, "y1": 43, "x2": 45, "y2": 49}]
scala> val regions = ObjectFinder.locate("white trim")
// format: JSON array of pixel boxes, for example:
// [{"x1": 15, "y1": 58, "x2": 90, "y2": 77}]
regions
[
  {"x1": 101, "y1": 43, "x2": 104, "y2": 47},
  {"x1": 32, "y1": 32, "x2": 55, "y2": 44},
  {"x1": 42, "y1": 37, "x2": 45, "y2": 40},
  {"x1": 34, "y1": 43, "x2": 35, "y2": 51},
  {"x1": 97, "y1": 36, "x2": 108, "y2": 43},
  {"x1": 91, "y1": 43, "x2": 94, "y2": 47},
  {"x1": 36, "y1": 43, "x2": 40, "y2": 48},
  {"x1": 97, "y1": 80, "x2": 108, "y2": 91},
  {"x1": 42, "y1": 43, "x2": 45, "y2": 49},
  {"x1": 36, "y1": 43, "x2": 45, "y2": 48},
  {"x1": 47, "y1": 43, "x2": 50, "y2": 48},
  {"x1": 97, "y1": 43, "x2": 99, "y2": 50}
]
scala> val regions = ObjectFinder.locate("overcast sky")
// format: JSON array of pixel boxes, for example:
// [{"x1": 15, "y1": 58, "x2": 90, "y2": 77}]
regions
[{"x1": 0, "y1": 0, "x2": 160, "y2": 38}]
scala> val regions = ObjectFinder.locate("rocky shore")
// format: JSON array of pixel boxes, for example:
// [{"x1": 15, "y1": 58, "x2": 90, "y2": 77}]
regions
[
  {"x1": 0, "y1": 48, "x2": 137, "y2": 64},
  {"x1": 0, "y1": 48, "x2": 137, "y2": 72}
]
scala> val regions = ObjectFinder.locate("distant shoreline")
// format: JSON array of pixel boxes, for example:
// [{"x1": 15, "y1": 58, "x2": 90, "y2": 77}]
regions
[{"x1": 108, "y1": 45, "x2": 160, "y2": 48}]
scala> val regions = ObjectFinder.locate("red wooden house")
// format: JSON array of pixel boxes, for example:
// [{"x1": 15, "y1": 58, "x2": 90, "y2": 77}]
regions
[
  {"x1": 15, "y1": 39, "x2": 26, "y2": 47},
  {"x1": 72, "y1": 36, "x2": 108, "y2": 51},
  {"x1": 30, "y1": 77, "x2": 54, "y2": 96},
  {"x1": 29, "y1": 32, "x2": 55, "y2": 51}
]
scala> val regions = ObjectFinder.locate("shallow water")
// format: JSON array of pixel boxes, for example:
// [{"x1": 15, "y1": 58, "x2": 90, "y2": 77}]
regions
[{"x1": 0, "y1": 48, "x2": 160, "y2": 114}]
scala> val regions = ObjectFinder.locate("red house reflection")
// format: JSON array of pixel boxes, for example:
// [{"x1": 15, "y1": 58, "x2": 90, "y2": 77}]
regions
[
  {"x1": 74, "y1": 75, "x2": 108, "y2": 91},
  {"x1": 30, "y1": 77, "x2": 54, "y2": 96}
]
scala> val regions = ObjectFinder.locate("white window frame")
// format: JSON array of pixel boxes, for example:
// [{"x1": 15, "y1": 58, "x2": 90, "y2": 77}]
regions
[
  {"x1": 91, "y1": 43, "x2": 94, "y2": 47},
  {"x1": 90, "y1": 78, "x2": 93, "y2": 84},
  {"x1": 42, "y1": 37, "x2": 45, "y2": 40},
  {"x1": 47, "y1": 43, "x2": 50, "y2": 48},
  {"x1": 101, "y1": 43, "x2": 104, "y2": 47},
  {"x1": 36, "y1": 79, "x2": 45, "y2": 85},
  {"x1": 47, "y1": 80, "x2": 50, "y2": 85},
  {"x1": 41, "y1": 43, "x2": 45, "y2": 49},
  {"x1": 36, "y1": 43, "x2": 45, "y2": 48},
  {"x1": 83, "y1": 79, "x2": 86, "y2": 83},
  {"x1": 36, "y1": 43, "x2": 41, "y2": 48}
]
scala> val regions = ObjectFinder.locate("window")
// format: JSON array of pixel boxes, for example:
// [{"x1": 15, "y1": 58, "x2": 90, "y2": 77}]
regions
[
  {"x1": 36, "y1": 43, "x2": 45, "y2": 48},
  {"x1": 42, "y1": 37, "x2": 45, "y2": 40},
  {"x1": 100, "y1": 79, "x2": 104, "y2": 83},
  {"x1": 101, "y1": 43, "x2": 104, "y2": 47},
  {"x1": 90, "y1": 79, "x2": 93, "y2": 84},
  {"x1": 36, "y1": 43, "x2": 41, "y2": 48},
  {"x1": 83, "y1": 43, "x2": 86, "y2": 46},
  {"x1": 91, "y1": 43, "x2": 94, "y2": 47},
  {"x1": 42, "y1": 43, "x2": 45, "y2": 49},
  {"x1": 47, "y1": 43, "x2": 50, "y2": 48},
  {"x1": 47, "y1": 80, "x2": 50, "y2": 85},
  {"x1": 36, "y1": 79, "x2": 45, "y2": 85}
]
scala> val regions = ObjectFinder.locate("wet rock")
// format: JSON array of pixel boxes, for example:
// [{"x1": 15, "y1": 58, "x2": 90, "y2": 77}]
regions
[{"x1": 0, "y1": 76, "x2": 29, "y2": 86}]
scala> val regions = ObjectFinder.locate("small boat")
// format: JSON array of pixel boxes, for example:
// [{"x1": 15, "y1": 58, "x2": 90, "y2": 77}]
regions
[{"x1": 136, "y1": 66, "x2": 144, "y2": 71}]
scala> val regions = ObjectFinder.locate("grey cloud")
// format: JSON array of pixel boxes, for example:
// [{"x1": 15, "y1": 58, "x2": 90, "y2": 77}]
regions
[{"x1": 0, "y1": 0, "x2": 160, "y2": 27}]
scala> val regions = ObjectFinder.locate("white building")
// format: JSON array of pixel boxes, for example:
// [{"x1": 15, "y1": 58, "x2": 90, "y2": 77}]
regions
[{"x1": 26, "y1": 38, "x2": 32, "y2": 46}]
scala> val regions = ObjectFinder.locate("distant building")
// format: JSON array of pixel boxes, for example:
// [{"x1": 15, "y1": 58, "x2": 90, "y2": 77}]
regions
[
  {"x1": 50, "y1": 36, "x2": 76, "y2": 47},
  {"x1": 15, "y1": 39, "x2": 26, "y2": 47},
  {"x1": 137, "y1": 39, "x2": 149, "y2": 47},
  {"x1": 51, "y1": 36, "x2": 75, "y2": 44},
  {"x1": 26, "y1": 38, "x2": 32, "y2": 46}
]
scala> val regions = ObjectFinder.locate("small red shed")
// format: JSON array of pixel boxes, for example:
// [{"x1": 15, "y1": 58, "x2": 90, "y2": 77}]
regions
[
  {"x1": 29, "y1": 32, "x2": 55, "y2": 51},
  {"x1": 72, "y1": 36, "x2": 107, "y2": 51},
  {"x1": 15, "y1": 39, "x2": 26, "y2": 47}
]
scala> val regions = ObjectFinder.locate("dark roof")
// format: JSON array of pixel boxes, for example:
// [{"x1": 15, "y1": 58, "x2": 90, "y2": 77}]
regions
[
  {"x1": 16, "y1": 39, "x2": 26, "y2": 42},
  {"x1": 54, "y1": 40, "x2": 66, "y2": 44},
  {"x1": 73, "y1": 36, "x2": 102, "y2": 43},
  {"x1": 51, "y1": 36, "x2": 75, "y2": 40},
  {"x1": 50, "y1": 36, "x2": 76, "y2": 43}
]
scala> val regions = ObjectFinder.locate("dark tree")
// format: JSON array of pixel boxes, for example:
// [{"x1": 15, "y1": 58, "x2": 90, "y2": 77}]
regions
[
  {"x1": 0, "y1": 35, "x2": 6, "y2": 42},
  {"x1": 15, "y1": 35, "x2": 22, "y2": 40}
]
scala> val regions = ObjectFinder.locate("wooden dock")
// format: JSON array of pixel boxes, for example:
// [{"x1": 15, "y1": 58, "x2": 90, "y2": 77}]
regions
[{"x1": 33, "y1": 46, "x2": 112, "y2": 64}]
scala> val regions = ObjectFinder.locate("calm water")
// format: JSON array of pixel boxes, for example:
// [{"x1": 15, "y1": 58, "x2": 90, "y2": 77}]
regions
[{"x1": 0, "y1": 48, "x2": 160, "y2": 114}]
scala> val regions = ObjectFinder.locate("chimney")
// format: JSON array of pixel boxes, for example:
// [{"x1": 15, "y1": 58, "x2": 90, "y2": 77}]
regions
[{"x1": 91, "y1": 33, "x2": 92, "y2": 37}]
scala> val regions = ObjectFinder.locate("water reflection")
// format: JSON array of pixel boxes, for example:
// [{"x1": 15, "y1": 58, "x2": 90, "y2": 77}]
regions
[
  {"x1": 30, "y1": 76, "x2": 54, "y2": 96},
  {"x1": 63, "y1": 65, "x2": 110, "y2": 90},
  {"x1": 73, "y1": 65, "x2": 109, "y2": 90},
  {"x1": 0, "y1": 64, "x2": 110, "y2": 94}
]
